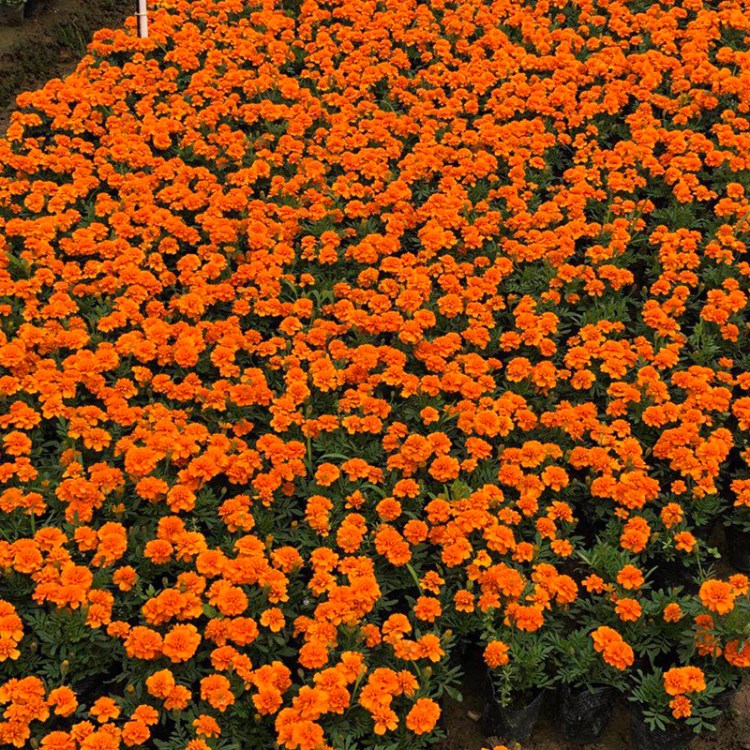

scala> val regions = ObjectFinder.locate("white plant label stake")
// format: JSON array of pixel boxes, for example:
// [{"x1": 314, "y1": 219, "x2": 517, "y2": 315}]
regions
[{"x1": 136, "y1": 0, "x2": 149, "y2": 38}]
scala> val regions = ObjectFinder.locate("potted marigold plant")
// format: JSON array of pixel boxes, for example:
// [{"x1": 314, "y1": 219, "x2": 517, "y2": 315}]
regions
[
  {"x1": 480, "y1": 621, "x2": 557, "y2": 743},
  {"x1": 688, "y1": 574, "x2": 750, "y2": 705},
  {"x1": 550, "y1": 625, "x2": 629, "y2": 744},
  {"x1": 552, "y1": 532, "x2": 727, "y2": 745},
  {"x1": 646, "y1": 496, "x2": 723, "y2": 596},
  {"x1": 479, "y1": 562, "x2": 576, "y2": 745},
  {"x1": 621, "y1": 574, "x2": 750, "y2": 750},
  {"x1": 628, "y1": 666, "x2": 723, "y2": 750},
  {"x1": 547, "y1": 544, "x2": 647, "y2": 744}
]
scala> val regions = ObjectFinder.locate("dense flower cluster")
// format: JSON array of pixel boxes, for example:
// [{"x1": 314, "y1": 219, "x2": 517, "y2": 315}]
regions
[{"x1": 0, "y1": 0, "x2": 750, "y2": 746}]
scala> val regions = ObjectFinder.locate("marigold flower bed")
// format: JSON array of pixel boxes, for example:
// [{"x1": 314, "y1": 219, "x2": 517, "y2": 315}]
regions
[{"x1": 0, "y1": 0, "x2": 750, "y2": 748}]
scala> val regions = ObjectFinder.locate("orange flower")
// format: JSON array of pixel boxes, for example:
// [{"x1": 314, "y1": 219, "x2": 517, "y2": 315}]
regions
[
  {"x1": 413, "y1": 596, "x2": 442, "y2": 623},
  {"x1": 47, "y1": 686, "x2": 78, "y2": 717},
  {"x1": 725, "y1": 640, "x2": 750, "y2": 668},
  {"x1": 663, "y1": 603, "x2": 683, "y2": 623},
  {"x1": 428, "y1": 455, "x2": 460, "y2": 482},
  {"x1": 112, "y1": 566, "x2": 137, "y2": 592},
  {"x1": 699, "y1": 580, "x2": 736, "y2": 615},
  {"x1": 162, "y1": 624, "x2": 201, "y2": 663},
  {"x1": 260, "y1": 608, "x2": 286, "y2": 633},
  {"x1": 314, "y1": 463, "x2": 340, "y2": 487},
  {"x1": 620, "y1": 517, "x2": 651, "y2": 553},
  {"x1": 615, "y1": 598, "x2": 642, "y2": 622},
  {"x1": 146, "y1": 670, "x2": 176, "y2": 700},
  {"x1": 616, "y1": 565, "x2": 644, "y2": 590},
  {"x1": 483, "y1": 640, "x2": 510, "y2": 668},
  {"x1": 124, "y1": 627, "x2": 163, "y2": 660},
  {"x1": 582, "y1": 574, "x2": 605, "y2": 594},
  {"x1": 200, "y1": 674, "x2": 235, "y2": 712},
  {"x1": 405, "y1": 698, "x2": 440, "y2": 735},
  {"x1": 674, "y1": 531, "x2": 696, "y2": 553},
  {"x1": 509, "y1": 605, "x2": 544, "y2": 632},
  {"x1": 660, "y1": 503, "x2": 684, "y2": 528},
  {"x1": 454, "y1": 590, "x2": 475, "y2": 613},
  {"x1": 591, "y1": 627, "x2": 634, "y2": 670},
  {"x1": 664, "y1": 667, "x2": 706, "y2": 696},
  {"x1": 122, "y1": 720, "x2": 151, "y2": 746},
  {"x1": 670, "y1": 695, "x2": 692, "y2": 719},
  {"x1": 89, "y1": 697, "x2": 120, "y2": 723},
  {"x1": 193, "y1": 715, "x2": 221, "y2": 738}
]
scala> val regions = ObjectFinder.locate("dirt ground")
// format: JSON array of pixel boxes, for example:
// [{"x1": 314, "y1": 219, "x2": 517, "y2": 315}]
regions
[{"x1": 0, "y1": 0, "x2": 130, "y2": 130}]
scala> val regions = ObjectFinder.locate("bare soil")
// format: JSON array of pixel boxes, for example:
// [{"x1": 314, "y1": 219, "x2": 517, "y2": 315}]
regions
[{"x1": 0, "y1": 0, "x2": 130, "y2": 130}]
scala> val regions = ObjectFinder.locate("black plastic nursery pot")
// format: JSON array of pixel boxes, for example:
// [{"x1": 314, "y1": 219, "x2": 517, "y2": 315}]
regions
[
  {"x1": 557, "y1": 684, "x2": 618, "y2": 744},
  {"x1": 725, "y1": 525, "x2": 750, "y2": 573},
  {"x1": 630, "y1": 706, "x2": 693, "y2": 750},
  {"x1": 481, "y1": 683, "x2": 546, "y2": 742}
]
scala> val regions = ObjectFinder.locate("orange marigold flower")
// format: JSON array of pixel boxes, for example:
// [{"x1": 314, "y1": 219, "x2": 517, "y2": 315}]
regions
[
  {"x1": 146, "y1": 670, "x2": 176, "y2": 700},
  {"x1": 428, "y1": 455, "x2": 460, "y2": 482},
  {"x1": 484, "y1": 640, "x2": 510, "y2": 668},
  {"x1": 162, "y1": 624, "x2": 201, "y2": 663},
  {"x1": 582, "y1": 574, "x2": 605, "y2": 594},
  {"x1": 664, "y1": 667, "x2": 706, "y2": 696},
  {"x1": 699, "y1": 580, "x2": 736, "y2": 615},
  {"x1": 725, "y1": 640, "x2": 750, "y2": 668},
  {"x1": 89, "y1": 697, "x2": 120, "y2": 723},
  {"x1": 620, "y1": 517, "x2": 651, "y2": 553},
  {"x1": 617, "y1": 565, "x2": 644, "y2": 590},
  {"x1": 509, "y1": 604, "x2": 544, "y2": 632},
  {"x1": 729, "y1": 574, "x2": 749, "y2": 596},
  {"x1": 193, "y1": 715, "x2": 221, "y2": 738},
  {"x1": 591, "y1": 626, "x2": 634, "y2": 670},
  {"x1": 122, "y1": 720, "x2": 150, "y2": 746},
  {"x1": 124, "y1": 627, "x2": 163, "y2": 660},
  {"x1": 454, "y1": 590, "x2": 475, "y2": 613},
  {"x1": 674, "y1": 531, "x2": 696, "y2": 553},
  {"x1": 413, "y1": 596, "x2": 442, "y2": 623},
  {"x1": 260, "y1": 608, "x2": 286, "y2": 633},
  {"x1": 660, "y1": 503, "x2": 684, "y2": 529},
  {"x1": 405, "y1": 698, "x2": 440, "y2": 735},
  {"x1": 112, "y1": 566, "x2": 137, "y2": 592},
  {"x1": 314, "y1": 463, "x2": 340, "y2": 487},
  {"x1": 663, "y1": 603, "x2": 683, "y2": 623},
  {"x1": 615, "y1": 598, "x2": 642, "y2": 622},
  {"x1": 670, "y1": 695, "x2": 692, "y2": 719},
  {"x1": 200, "y1": 674, "x2": 235, "y2": 712},
  {"x1": 47, "y1": 686, "x2": 78, "y2": 717}
]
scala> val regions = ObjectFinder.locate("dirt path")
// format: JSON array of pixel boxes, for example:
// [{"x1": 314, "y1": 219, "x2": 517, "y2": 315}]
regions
[{"x1": 0, "y1": 0, "x2": 130, "y2": 131}]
